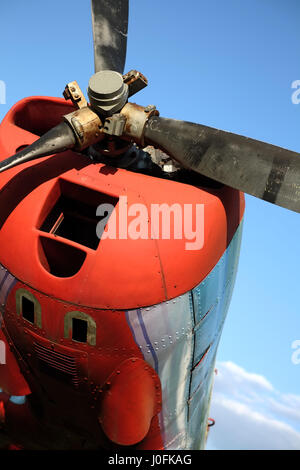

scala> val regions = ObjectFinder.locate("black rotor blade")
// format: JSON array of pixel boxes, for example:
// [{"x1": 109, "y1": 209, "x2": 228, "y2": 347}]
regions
[
  {"x1": 91, "y1": 0, "x2": 129, "y2": 73},
  {"x1": 144, "y1": 116, "x2": 300, "y2": 213},
  {"x1": 0, "y1": 122, "x2": 76, "y2": 174}
]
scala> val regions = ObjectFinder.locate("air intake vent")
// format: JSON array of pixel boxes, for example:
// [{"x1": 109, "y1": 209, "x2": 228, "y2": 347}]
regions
[
  {"x1": 39, "y1": 180, "x2": 119, "y2": 250},
  {"x1": 38, "y1": 237, "x2": 86, "y2": 278},
  {"x1": 34, "y1": 342, "x2": 79, "y2": 387}
]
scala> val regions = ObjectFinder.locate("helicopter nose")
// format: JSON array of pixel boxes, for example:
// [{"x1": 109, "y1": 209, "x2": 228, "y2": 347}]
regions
[{"x1": 98, "y1": 357, "x2": 161, "y2": 446}]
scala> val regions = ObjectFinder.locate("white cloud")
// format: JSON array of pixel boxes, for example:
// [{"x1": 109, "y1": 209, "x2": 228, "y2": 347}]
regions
[
  {"x1": 206, "y1": 361, "x2": 300, "y2": 450},
  {"x1": 215, "y1": 361, "x2": 274, "y2": 394}
]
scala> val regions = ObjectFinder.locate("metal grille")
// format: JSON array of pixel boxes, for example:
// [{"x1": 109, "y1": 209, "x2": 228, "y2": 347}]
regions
[{"x1": 34, "y1": 342, "x2": 79, "y2": 386}]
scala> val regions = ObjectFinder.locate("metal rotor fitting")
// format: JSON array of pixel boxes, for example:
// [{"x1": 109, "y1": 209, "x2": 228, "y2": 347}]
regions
[
  {"x1": 103, "y1": 114, "x2": 126, "y2": 136},
  {"x1": 120, "y1": 102, "x2": 159, "y2": 145},
  {"x1": 123, "y1": 70, "x2": 148, "y2": 98},
  {"x1": 88, "y1": 70, "x2": 129, "y2": 117},
  {"x1": 63, "y1": 81, "x2": 88, "y2": 109},
  {"x1": 63, "y1": 107, "x2": 104, "y2": 151}
]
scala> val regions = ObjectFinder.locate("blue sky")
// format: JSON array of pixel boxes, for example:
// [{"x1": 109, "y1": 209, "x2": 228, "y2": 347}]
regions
[{"x1": 0, "y1": 0, "x2": 299, "y2": 449}]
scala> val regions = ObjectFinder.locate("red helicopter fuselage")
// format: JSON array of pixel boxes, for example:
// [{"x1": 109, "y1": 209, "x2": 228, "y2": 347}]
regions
[{"x1": 0, "y1": 97, "x2": 244, "y2": 450}]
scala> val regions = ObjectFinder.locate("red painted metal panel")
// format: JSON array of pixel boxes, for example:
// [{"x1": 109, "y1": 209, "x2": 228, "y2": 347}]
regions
[
  {"x1": 99, "y1": 357, "x2": 162, "y2": 446},
  {"x1": 0, "y1": 96, "x2": 245, "y2": 449},
  {"x1": 0, "y1": 97, "x2": 245, "y2": 310}
]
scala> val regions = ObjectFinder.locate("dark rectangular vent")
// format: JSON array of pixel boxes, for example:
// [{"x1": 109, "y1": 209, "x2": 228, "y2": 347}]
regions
[
  {"x1": 34, "y1": 342, "x2": 79, "y2": 386},
  {"x1": 72, "y1": 318, "x2": 88, "y2": 343},
  {"x1": 22, "y1": 297, "x2": 35, "y2": 323},
  {"x1": 40, "y1": 180, "x2": 118, "y2": 250}
]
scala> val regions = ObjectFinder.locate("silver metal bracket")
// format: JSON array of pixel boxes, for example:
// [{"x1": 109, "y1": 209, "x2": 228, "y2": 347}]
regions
[{"x1": 103, "y1": 114, "x2": 126, "y2": 136}]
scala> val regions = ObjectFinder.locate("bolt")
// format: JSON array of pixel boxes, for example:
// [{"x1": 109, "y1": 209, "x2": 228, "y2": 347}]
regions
[{"x1": 144, "y1": 105, "x2": 156, "y2": 113}]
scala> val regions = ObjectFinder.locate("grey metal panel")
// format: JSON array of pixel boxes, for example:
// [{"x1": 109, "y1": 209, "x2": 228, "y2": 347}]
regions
[
  {"x1": 126, "y1": 222, "x2": 243, "y2": 450},
  {"x1": 187, "y1": 222, "x2": 243, "y2": 447},
  {"x1": 126, "y1": 292, "x2": 194, "y2": 449}
]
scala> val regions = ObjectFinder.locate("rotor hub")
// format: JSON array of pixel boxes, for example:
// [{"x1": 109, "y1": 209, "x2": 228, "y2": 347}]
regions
[{"x1": 88, "y1": 70, "x2": 129, "y2": 117}]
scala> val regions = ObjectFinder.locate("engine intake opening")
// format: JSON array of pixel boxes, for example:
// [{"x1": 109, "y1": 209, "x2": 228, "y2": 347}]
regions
[
  {"x1": 39, "y1": 237, "x2": 87, "y2": 278},
  {"x1": 39, "y1": 180, "x2": 118, "y2": 250}
]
